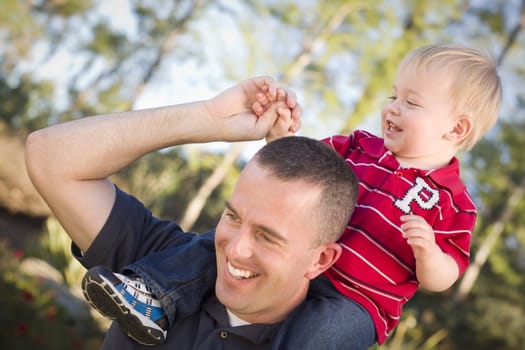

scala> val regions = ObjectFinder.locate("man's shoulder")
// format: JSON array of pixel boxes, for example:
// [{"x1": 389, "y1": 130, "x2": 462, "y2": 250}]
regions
[{"x1": 77, "y1": 186, "x2": 195, "y2": 271}]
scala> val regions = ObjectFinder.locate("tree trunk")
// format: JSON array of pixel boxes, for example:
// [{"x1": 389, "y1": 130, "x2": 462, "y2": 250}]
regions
[
  {"x1": 180, "y1": 142, "x2": 244, "y2": 230},
  {"x1": 452, "y1": 2, "x2": 524, "y2": 302},
  {"x1": 454, "y1": 177, "x2": 525, "y2": 302}
]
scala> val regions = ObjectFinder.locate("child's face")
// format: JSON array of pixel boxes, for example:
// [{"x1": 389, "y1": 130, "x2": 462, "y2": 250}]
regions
[{"x1": 381, "y1": 65, "x2": 458, "y2": 169}]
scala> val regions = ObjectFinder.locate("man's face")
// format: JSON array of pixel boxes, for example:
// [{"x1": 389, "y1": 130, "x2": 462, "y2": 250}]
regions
[{"x1": 215, "y1": 161, "x2": 325, "y2": 324}]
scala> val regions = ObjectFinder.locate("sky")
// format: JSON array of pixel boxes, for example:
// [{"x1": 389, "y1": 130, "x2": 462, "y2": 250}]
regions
[{"x1": 30, "y1": 0, "x2": 525, "y2": 159}]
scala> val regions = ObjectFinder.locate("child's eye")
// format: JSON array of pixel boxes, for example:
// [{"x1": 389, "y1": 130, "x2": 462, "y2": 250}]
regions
[
  {"x1": 406, "y1": 100, "x2": 420, "y2": 107},
  {"x1": 387, "y1": 96, "x2": 396, "y2": 101}
]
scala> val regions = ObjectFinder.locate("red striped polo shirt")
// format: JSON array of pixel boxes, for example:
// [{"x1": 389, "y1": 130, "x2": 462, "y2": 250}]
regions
[{"x1": 322, "y1": 130, "x2": 476, "y2": 344}]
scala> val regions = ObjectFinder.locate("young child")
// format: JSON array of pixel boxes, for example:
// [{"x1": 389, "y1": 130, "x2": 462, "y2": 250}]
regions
[{"x1": 81, "y1": 43, "x2": 502, "y2": 348}]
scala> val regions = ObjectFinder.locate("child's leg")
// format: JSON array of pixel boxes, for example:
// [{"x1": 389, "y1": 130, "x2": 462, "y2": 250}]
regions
[
  {"x1": 125, "y1": 230, "x2": 217, "y2": 325},
  {"x1": 82, "y1": 230, "x2": 216, "y2": 346},
  {"x1": 272, "y1": 276, "x2": 377, "y2": 350}
]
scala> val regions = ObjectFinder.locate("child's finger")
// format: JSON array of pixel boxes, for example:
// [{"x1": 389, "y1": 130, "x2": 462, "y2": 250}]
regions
[{"x1": 277, "y1": 105, "x2": 292, "y2": 118}]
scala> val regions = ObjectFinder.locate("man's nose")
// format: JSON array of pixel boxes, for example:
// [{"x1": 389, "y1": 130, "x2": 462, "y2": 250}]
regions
[{"x1": 229, "y1": 228, "x2": 254, "y2": 259}]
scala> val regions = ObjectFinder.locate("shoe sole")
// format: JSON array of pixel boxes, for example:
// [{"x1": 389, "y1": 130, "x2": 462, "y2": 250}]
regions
[{"x1": 82, "y1": 266, "x2": 166, "y2": 346}]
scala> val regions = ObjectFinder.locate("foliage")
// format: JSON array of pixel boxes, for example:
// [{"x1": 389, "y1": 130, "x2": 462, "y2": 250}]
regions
[
  {"x1": 466, "y1": 119, "x2": 525, "y2": 289},
  {"x1": 0, "y1": 0, "x2": 524, "y2": 348},
  {"x1": 112, "y1": 145, "x2": 240, "y2": 232},
  {"x1": 0, "y1": 242, "x2": 103, "y2": 349},
  {"x1": 26, "y1": 217, "x2": 88, "y2": 288}
]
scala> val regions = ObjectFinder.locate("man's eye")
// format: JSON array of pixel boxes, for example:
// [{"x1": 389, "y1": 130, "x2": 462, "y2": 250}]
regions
[
  {"x1": 225, "y1": 212, "x2": 239, "y2": 222},
  {"x1": 256, "y1": 231, "x2": 273, "y2": 243}
]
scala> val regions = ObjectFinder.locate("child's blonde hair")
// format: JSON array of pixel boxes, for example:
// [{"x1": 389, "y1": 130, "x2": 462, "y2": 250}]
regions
[{"x1": 398, "y1": 44, "x2": 502, "y2": 150}]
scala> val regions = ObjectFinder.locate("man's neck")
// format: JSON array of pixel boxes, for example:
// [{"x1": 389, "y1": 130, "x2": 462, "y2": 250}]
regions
[{"x1": 226, "y1": 309, "x2": 251, "y2": 327}]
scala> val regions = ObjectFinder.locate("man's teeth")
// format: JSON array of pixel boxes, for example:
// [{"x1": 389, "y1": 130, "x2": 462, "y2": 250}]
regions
[{"x1": 227, "y1": 262, "x2": 258, "y2": 279}]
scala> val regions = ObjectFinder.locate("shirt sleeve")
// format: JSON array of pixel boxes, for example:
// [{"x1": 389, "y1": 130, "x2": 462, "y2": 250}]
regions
[
  {"x1": 72, "y1": 186, "x2": 196, "y2": 272},
  {"x1": 433, "y1": 210, "x2": 475, "y2": 275},
  {"x1": 321, "y1": 134, "x2": 351, "y2": 156},
  {"x1": 321, "y1": 130, "x2": 371, "y2": 158}
]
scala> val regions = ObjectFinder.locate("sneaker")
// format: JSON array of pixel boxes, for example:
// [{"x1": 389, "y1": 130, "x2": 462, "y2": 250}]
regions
[{"x1": 82, "y1": 265, "x2": 168, "y2": 346}]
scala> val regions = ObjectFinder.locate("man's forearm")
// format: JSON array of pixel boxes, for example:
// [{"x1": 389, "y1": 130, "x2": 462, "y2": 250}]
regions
[{"x1": 27, "y1": 102, "x2": 216, "y2": 182}]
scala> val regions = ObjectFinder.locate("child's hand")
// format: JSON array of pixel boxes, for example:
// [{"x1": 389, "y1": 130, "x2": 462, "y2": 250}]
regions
[
  {"x1": 204, "y1": 76, "x2": 301, "y2": 142},
  {"x1": 265, "y1": 102, "x2": 294, "y2": 143},
  {"x1": 400, "y1": 214, "x2": 460, "y2": 291},
  {"x1": 252, "y1": 82, "x2": 302, "y2": 142},
  {"x1": 400, "y1": 214, "x2": 441, "y2": 262}
]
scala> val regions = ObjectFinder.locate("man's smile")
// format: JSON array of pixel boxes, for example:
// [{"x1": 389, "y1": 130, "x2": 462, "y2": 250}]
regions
[{"x1": 227, "y1": 261, "x2": 260, "y2": 279}]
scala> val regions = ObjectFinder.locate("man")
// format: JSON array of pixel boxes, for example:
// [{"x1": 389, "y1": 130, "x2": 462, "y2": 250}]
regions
[{"x1": 25, "y1": 76, "x2": 359, "y2": 349}]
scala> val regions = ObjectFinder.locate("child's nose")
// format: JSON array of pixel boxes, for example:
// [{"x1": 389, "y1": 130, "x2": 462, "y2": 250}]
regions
[{"x1": 385, "y1": 100, "x2": 401, "y2": 116}]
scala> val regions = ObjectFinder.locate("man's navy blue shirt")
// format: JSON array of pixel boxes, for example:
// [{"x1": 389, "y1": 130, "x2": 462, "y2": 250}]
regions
[{"x1": 73, "y1": 187, "x2": 280, "y2": 349}]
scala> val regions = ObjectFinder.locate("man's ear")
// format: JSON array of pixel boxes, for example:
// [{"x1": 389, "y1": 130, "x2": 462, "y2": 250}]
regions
[
  {"x1": 304, "y1": 242, "x2": 342, "y2": 280},
  {"x1": 445, "y1": 115, "x2": 473, "y2": 143}
]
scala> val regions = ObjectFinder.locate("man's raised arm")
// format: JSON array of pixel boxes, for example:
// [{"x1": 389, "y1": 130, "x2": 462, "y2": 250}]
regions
[{"x1": 25, "y1": 76, "x2": 297, "y2": 252}]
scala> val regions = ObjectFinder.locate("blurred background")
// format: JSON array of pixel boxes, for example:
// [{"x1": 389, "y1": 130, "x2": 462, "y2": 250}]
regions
[{"x1": 1, "y1": 0, "x2": 524, "y2": 349}]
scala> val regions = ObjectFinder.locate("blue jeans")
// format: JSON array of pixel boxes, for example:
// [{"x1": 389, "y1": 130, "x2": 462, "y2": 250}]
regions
[
  {"x1": 125, "y1": 230, "x2": 217, "y2": 327},
  {"x1": 126, "y1": 231, "x2": 376, "y2": 349}
]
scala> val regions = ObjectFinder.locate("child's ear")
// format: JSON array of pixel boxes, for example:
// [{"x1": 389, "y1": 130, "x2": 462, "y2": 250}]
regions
[{"x1": 445, "y1": 115, "x2": 473, "y2": 143}]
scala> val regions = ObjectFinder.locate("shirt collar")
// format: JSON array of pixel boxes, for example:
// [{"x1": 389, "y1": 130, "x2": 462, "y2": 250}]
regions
[
  {"x1": 358, "y1": 135, "x2": 466, "y2": 196},
  {"x1": 203, "y1": 296, "x2": 281, "y2": 346}
]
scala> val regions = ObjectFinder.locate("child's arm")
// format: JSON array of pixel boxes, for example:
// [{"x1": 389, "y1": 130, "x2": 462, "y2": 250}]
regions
[{"x1": 400, "y1": 214, "x2": 460, "y2": 291}]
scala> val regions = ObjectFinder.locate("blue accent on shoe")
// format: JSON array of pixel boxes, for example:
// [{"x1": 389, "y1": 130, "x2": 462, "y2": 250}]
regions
[
  {"x1": 81, "y1": 265, "x2": 168, "y2": 346},
  {"x1": 116, "y1": 283, "x2": 165, "y2": 321}
]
